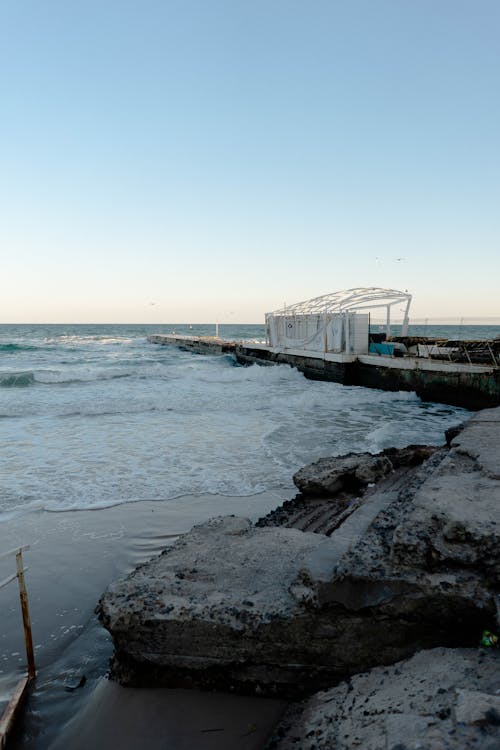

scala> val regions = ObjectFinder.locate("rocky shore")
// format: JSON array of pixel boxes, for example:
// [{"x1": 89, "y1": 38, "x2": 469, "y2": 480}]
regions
[
  {"x1": 97, "y1": 407, "x2": 500, "y2": 747},
  {"x1": 269, "y1": 647, "x2": 500, "y2": 749}
]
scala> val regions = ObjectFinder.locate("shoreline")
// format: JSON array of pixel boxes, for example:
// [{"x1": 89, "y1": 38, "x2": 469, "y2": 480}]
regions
[
  {"x1": 0, "y1": 488, "x2": 288, "y2": 524},
  {"x1": 1, "y1": 490, "x2": 292, "y2": 749},
  {"x1": 3, "y1": 407, "x2": 499, "y2": 748},
  {"x1": 1, "y1": 490, "x2": 291, "y2": 670}
]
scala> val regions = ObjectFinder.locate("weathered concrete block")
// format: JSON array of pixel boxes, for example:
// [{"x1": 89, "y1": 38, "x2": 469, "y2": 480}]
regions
[
  {"x1": 97, "y1": 411, "x2": 500, "y2": 699},
  {"x1": 391, "y1": 409, "x2": 500, "y2": 580},
  {"x1": 98, "y1": 507, "x2": 496, "y2": 697},
  {"x1": 293, "y1": 453, "x2": 392, "y2": 497},
  {"x1": 455, "y1": 688, "x2": 500, "y2": 726},
  {"x1": 269, "y1": 648, "x2": 500, "y2": 749}
]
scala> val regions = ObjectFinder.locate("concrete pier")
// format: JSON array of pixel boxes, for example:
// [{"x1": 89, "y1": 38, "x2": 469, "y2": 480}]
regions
[{"x1": 148, "y1": 334, "x2": 500, "y2": 410}]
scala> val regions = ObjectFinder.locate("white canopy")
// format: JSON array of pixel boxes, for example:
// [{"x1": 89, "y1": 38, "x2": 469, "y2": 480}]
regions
[{"x1": 269, "y1": 287, "x2": 412, "y2": 319}]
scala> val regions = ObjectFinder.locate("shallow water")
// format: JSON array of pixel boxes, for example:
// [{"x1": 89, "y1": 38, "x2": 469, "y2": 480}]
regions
[
  {"x1": 0, "y1": 494, "x2": 288, "y2": 749},
  {"x1": 0, "y1": 324, "x2": 470, "y2": 519}
]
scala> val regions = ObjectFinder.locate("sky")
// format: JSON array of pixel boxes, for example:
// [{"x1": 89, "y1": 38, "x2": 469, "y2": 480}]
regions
[{"x1": 1, "y1": 0, "x2": 499, "y2": 323}]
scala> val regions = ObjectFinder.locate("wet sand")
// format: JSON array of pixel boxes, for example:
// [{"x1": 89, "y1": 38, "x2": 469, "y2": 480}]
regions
[
  {"x1": 0, "y1": 490, "x2": 291, "y2": 749},
  {"x1": 50, "y1": 680, "x2": 286, "y2": 750}
]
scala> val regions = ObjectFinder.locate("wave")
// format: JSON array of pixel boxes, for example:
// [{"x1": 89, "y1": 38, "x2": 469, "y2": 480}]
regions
[
  {"x1": 2, "y1": 367, "x2": 145, "y2": 387},
  {"x1": 34, "y1": 369, "x2": 132, "y2": 385},
  {"x1": 45, "y1": 335, "x2": 135, "y2": 346},
  {"x1": 0, "y1": 371, "x2": 35, "y2": 387},
  {"x1": 0, "y1": 343, "x2": 40, "y2": 352},
  {"x1": 0, "y1": 367, "x2": 136, "y2": 388}
]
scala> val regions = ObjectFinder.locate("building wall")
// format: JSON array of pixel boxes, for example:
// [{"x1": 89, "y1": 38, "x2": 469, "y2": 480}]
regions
[{"x1": 268, "y1": 312, "x2": 369, "y2": 354}]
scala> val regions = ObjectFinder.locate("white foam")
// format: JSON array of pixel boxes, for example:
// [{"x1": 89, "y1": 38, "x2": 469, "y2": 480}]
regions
[{"x1": 0, "y1": 340, "x2": 469, "y2": 519}]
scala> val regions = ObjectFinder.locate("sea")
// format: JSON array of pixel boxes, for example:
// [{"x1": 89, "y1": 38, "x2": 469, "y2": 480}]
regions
[
  {"x1": 2, "y1": 322, "x2": 497, "y2": 523},
  {"x1": 0, "y1": 322, "x2": 499, "y2": 748}
]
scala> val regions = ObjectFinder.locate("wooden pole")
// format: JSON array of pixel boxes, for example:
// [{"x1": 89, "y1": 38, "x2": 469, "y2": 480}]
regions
[{"x1": 15, "y1": 550, "x2": 36, "y2": 680}]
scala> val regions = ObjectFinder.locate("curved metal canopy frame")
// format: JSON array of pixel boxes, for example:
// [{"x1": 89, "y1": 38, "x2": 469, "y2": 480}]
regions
[
  {"x1": 270, "y1": 287, "x2": 412, "y2": 315},
  {"x1": 267, "y1": 287, "x2": 412, "y2": 337}
]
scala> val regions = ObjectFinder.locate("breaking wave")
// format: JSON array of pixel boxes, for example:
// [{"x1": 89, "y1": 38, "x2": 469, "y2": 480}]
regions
[
  {"x1": 0, "y1": 371, "x2": 35, "y2": 387},
  {"x1": 0, "y1": 324, "x2": 470, "y2": 519},
  {"x1": 0, "y1": 343, "x2": 40, "y2": 352}
]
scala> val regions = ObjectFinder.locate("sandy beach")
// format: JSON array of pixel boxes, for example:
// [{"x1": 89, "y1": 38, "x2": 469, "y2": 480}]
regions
[{"x1": 0, "y1": 490, "x2": 291, "y2": 749}]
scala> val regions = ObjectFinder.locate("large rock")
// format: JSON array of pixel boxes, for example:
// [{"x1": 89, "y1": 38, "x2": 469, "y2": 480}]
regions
[
  {"x1": 268, "y1": 647, "x2": 500, "y2": 749},
  {"x1": 391, "y1": 407, "x2": 500, "y2": 582},
  {"x1": 99, "y1": 517, "x2": 336, "y2": 696},
  {"x1": 97, "y1": 409, "x2": 500, "y2": 698},
  {"x1": 293, "y1": 452, "x2": 393, "y2": 497}
]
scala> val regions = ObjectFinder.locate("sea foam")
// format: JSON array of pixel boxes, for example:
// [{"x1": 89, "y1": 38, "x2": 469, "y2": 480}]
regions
[{"x1": 0, "y1": 326, "x2": 469, "y2": 519}]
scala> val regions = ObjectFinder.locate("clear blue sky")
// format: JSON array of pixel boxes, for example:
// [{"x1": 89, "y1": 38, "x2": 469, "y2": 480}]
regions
[{"x1": 1, "y1": 0, "x2": 499, "y2": 323}]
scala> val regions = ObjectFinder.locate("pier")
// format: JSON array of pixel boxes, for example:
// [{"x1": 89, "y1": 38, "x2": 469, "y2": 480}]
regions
[{"x1": 148, "y1": 334, "x2": 500, "y2": 410}]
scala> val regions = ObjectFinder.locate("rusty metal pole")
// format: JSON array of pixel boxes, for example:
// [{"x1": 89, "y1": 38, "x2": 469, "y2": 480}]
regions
[{"x1": 15, "y1": 550, "x2": 36, "y2": 680}]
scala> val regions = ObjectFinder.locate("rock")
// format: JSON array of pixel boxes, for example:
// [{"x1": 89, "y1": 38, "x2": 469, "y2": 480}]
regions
[
  {"x1": 64, "y1": 675, "x2": 87, "y2": 692},
  {"x1": 293, "y1": 453, "x2": 393, "y2": 497},
  {"x1": 453, "y1": 407, "x2": 500, "y2": 479},
  {"x1": 268, "y1": 647, "x2": 500, "y2": 749},
  {"x1": 257, "y1": 445, "x2": 439, "y2": 535},
  {"x1": 292, "y1": 445, "x2": 438, "y2": 499},
  {"x1": 381, "y1": 443, "x2": 439, "y2": 469},
  {"x1": 445, "y1": 422, "x2": 465, "y2": 446},
  {"x1": 391, "y1": 407, "x2": 500, "y2": 583},
  {"x1": 98, "y1": 517, "x2": 335, "y2": 696},
  {"x1": 455, "y1": 688, "x2": 500, "y2": 725},
  {"x1": 97, "y1": 410, "x2": 500, "y2": 698}
]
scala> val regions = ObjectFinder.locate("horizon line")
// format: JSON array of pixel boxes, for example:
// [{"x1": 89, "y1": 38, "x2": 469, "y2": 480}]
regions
[{"x1": 1, "y1": 319, "x2": 500, "y2": 326}]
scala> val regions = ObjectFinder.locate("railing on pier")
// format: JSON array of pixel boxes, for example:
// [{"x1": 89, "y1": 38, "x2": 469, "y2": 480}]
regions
[
  {"x1": 0, "y1": 546, "x2": 35, "y2": 749},
  {"x1": 375, "y1": 337, "x2": 500, "y2": 367}
]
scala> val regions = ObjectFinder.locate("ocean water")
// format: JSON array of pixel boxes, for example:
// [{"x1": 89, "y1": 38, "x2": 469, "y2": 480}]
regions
[{"x1": 0, "y1": 323, "x2": 477, "y2": 521}]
